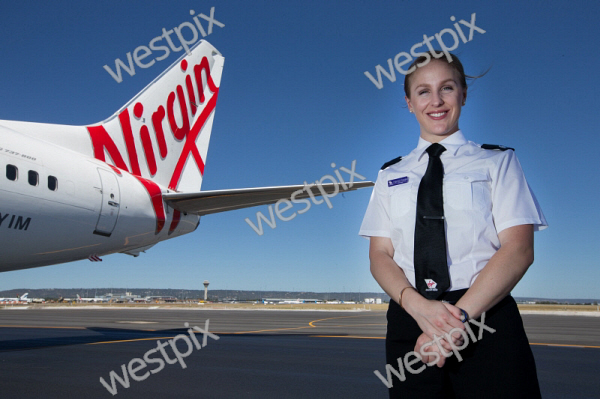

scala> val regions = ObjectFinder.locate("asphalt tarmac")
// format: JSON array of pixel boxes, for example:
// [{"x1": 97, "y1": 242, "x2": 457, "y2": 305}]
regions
[{"x1": 0, "y1": 307, "x2": 598, "y2": 398}]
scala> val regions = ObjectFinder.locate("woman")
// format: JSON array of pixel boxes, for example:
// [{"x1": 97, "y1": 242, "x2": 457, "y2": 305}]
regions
[{"x1": 359, "y1": 51, "x2": 547, "y2": 398}]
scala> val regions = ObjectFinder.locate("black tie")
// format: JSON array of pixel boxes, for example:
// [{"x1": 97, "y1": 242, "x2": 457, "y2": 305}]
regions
[{"x1": 414, "y1": 143, "x2": 450, "y2": 299}]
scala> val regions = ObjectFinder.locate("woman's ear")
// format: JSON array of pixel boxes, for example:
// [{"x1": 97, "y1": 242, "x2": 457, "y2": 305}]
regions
[{"x1": 405, "y1": 95, "x2": 413, "y2": 113}]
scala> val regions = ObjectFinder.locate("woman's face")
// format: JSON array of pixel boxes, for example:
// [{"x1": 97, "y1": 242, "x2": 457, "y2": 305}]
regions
[{"x1": 405, "y1": 60, "x2": 467, "y2": 143}]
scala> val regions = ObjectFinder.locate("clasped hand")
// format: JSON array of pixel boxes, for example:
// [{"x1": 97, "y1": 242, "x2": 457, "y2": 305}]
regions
[{"x1": 403, "y1": 291, "x2": 466, "y2": 368}]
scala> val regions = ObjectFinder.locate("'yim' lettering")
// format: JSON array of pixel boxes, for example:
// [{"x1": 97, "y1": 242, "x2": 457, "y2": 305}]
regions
[{"x1": 0, "y1": 212, "x2": 32, "y2": 231}]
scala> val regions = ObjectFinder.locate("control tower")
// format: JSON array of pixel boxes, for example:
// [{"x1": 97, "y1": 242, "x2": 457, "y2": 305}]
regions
[{"x1": 203, "y1": 280, "x2": 210, "y2": 301}]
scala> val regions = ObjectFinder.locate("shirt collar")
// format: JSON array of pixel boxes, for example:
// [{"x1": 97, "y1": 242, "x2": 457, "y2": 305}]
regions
[{"x1": 415, "y1": 130, "x2": 468, "y2": 161}]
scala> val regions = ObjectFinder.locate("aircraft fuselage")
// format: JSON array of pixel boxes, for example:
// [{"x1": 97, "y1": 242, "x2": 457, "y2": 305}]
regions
[{"x1": 0, "y1": 126, "x2": 199, "y2": 272}]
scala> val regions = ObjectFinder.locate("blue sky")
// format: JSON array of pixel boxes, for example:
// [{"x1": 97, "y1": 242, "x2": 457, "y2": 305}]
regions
[{"x1": 1, "y1": 0, "x2": 598, "y2": 299}]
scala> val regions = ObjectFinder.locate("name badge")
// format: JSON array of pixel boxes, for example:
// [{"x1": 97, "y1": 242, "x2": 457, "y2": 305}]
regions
[{"x1": 388, "y1": 176, "x2": 409, "y2": 187}]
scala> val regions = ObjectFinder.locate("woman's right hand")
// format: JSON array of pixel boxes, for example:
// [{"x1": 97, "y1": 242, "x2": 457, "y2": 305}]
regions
[{"x1": 403, "y1": 288, "x2": 466, "y2": 351}]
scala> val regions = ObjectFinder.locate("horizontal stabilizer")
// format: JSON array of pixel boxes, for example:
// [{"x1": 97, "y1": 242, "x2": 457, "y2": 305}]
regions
[{"x1": 163, "y1": 181, "x2": 374, "y2": 216}]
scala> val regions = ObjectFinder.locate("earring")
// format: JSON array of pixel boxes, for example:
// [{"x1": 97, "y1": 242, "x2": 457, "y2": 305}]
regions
[{"x1": 409, "y1": 109, "x2": 413, "y2": 113}]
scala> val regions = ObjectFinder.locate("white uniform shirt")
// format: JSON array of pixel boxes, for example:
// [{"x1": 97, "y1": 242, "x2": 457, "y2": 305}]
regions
[{"x1": 359, "y1": 130, "x2": 547, "y2": 291}]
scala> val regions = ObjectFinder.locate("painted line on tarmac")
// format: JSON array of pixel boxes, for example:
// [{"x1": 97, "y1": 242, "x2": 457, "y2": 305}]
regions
[
  {"x1": 530, "y1": 342, "x2": 600, "y2": 349},
  {"x1": 0, "y1": 325, "x2": 87, "y2": 329},
  {"x1": 308, "y1": 314, "x2": 381, "y2": 327},
  {"x1": 309, "y1": 323, "x2": 386, "y2": 328},
  {"x1": 84, "y1": 315, "x2": 385, "y2": 343},
  {"x1": 228, "y1": 326, "x2": 314, "y2": 334},
  {"x1": 88, "y1": 336, "x2": 183, "y2": 345},
  {"x1": 3, "y1": 324, "x2": 597, "y2": 348},
  {"x1": 310, "y1": 335, "x2": 385, "y2": 339},
  {"x1": 223, "y1": 314, "x2": 383, "y2": 334}
]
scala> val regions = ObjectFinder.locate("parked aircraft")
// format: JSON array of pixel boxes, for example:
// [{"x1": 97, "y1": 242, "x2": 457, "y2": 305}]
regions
[
  {"x1": 76, "y1": 295, "x2": 107, "y2": 303},
  {"x1": 0, "y1": 293, "x2": 29, "y2": 303},
  {"x1": 0, "y1": 40, "x2": 372, "y2": 272}
]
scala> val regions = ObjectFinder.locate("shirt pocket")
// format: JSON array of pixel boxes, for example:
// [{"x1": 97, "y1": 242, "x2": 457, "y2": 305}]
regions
[
  {"x1": 388, "y1": 183, "x2": 413, "y2": 219},
  {"x1": 444, "y1": 173, "x2": 490, "y2": 211}
]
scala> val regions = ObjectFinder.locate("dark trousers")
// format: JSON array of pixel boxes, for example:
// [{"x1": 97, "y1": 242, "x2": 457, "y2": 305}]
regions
[{"x1": 385, "y1": 290, "x2": 542, "y2": 398}]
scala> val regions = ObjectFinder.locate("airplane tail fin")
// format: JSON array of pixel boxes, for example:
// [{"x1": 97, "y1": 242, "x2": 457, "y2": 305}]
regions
[
  {"x1": 20, "y1": 293, "x2": 28, "y2": 300},
  {"x1": 86, "y1": 40, "x2": 224, "y2": 192}
]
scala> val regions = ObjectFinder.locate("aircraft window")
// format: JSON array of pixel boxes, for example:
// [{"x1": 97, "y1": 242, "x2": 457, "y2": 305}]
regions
[
  {"x1": 6, "y1": 165, "x2": 18, "y2": 181},
  {"x1": 28, "y1": 170, "x2": 39, "y2": 186},
  {"x1": 48, "y1": 176, "x2": 58, "y2": 191}
]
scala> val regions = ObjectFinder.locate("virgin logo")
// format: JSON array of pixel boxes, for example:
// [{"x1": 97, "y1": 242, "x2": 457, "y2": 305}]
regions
[
  {"x1": 86, "y1": 56, "x2": 220, "y2": 234},
  {"x1": 87, "y1": 56, "x2": 218, "y2": 190}
]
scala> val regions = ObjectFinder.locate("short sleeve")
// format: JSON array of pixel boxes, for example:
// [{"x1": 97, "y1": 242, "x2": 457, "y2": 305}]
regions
[
  {"x1": 491, "y1": 150, "x2": 548, "y2": 233},
  {"x1": 359, "y1": 171, "x2": 393, "y2": 238}
]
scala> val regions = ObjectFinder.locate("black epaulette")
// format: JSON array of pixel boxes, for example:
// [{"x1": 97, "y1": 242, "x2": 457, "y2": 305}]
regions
[
  {"x1": 381, "y1": 156, "x2": 403, "y2": 170},
  {"x1": 481, "y1": 144, "x2": 515, "y2": 151}
]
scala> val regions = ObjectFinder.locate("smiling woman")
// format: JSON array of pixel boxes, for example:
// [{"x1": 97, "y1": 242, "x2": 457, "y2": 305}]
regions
[
  {"x1": 404, "y1": 59, "x2": 466, "y2": 143},
  {"x1": 359, "y1": 50, "x2": 548, "y2": 398}
]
